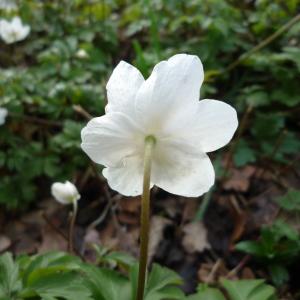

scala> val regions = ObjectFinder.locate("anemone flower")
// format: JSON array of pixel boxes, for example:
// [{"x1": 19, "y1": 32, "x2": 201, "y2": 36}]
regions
[
  {"x1": 0, "y1": 16, "x2": 30, "y2": 44},
  {"x1": 81, "y1": 54, "x2": 238, "y2": 197}
]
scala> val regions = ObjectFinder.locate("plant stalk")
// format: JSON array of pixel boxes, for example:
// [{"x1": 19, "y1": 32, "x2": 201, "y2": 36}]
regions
[
  {"x1": 136, "y1": 136, "x2": 156, "y2": 300},
  {"x1": 68, "y1": 199, "x2": 78, "y2": 253}
]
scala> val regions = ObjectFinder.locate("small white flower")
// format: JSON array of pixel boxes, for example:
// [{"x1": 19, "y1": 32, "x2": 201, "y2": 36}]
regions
[
  {"x1": 0, "y1": 16, "x2": 30, "y2": 44},
  {"x1": 0, "y1": 107, "x2": 8, "y2": 125},
  {"x1": 76, "y1": 49, "x2": 88, "y2": 59},
  {"x1": 0, "y1": 0, "x2": 17, "y2": 12},
  {"x1": 81, "y1": 54, "x2": 238, "y2": 197},
  {"x1": 51, "y1": 181, "x2": 80, "y2": 205}
]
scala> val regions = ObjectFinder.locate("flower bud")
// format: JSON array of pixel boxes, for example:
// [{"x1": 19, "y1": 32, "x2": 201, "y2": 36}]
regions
[{"x1": 51, "y1": 181, "x2": 80, "y2": 205}]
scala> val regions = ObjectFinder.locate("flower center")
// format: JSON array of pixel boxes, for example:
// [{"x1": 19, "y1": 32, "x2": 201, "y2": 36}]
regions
[{"x1": 145, "y1": 135, "x2": 156, "y2": 146}]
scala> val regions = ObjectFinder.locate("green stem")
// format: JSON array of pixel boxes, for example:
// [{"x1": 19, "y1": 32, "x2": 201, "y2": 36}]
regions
[
  {"x1": 68, "y1": 199, "x2": 78, "y2": 254},
  {"x1": 136, "y1": 136, "x2": 156, "y2": 300}
]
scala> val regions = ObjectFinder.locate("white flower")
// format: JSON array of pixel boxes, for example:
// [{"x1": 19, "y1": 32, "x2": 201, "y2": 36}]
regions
[
  {"x1": 51, "y1": 181, "x2": 80, "y2": 205},
  {"x1": 81, "y1": 54, "x2": 238, "y2": 197},
  {"x1": 76, "y1": 49, "x2": 88, "y2": 59},
  {"x1": 0, "y1": 0, "x2": 17, "y2": 12},
  {"x1": 0, "y1": 107, "x2": 8, "y2": 125},
  {"x1": 0, "y1": 16, "x2": 30, "y2": 44}
]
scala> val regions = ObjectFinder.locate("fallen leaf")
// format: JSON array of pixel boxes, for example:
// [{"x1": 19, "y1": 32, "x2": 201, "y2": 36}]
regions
[
  {"x1": 182, "y1": 222, "x2": 211, "y2": 254},
  {"x1": 223, "y1": 166, "x2": 256, "y2": 192},
  {"x1": 148, "y1": 216, "x2": 171, "y2": 262},
  {"x1": 0, "y1": 235, "x2": 11, "y2": 252}
]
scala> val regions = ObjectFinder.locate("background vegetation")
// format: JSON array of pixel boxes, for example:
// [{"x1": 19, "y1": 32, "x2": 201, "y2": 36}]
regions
[
  {"x1": 1, "y1": 0, "x2": 299, "y2": 208},
  {"x1": 0, "y1": 0, "x2": 300, "y2": 299}
]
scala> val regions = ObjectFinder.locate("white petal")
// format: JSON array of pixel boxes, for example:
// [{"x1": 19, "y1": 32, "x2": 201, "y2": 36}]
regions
[
  {"x1": 152, "y1": 140, "x2": 215, "y2": 197},
  {"x1": 0, "y1": 107, "x2": 8, "y2": 125},
  {"x1": 106, "y1": 61, "x2": 144, "y2": 116},
  {"x1": 135, "y1": 54, "x2": 204, "y2": 133},
  {"x1": 81, "y1": 112, "x2": 144, "y2": 167},
  {"x1": 103, "y1": 155, "x2": 154, "y2": 196},
  {"x1": 185, "y1": 99, "x2": 238, "y2": 152}
]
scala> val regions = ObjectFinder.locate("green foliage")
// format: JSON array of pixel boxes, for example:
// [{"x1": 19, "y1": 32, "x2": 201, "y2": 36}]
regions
[
  {"x1": 275, "y1": 189, "x2": 300, "y2": 212},
  {"x1": 236, "y1": 219, "x2": 300, "y2": 286},
  {"x1": 1, "y1": 0, "x2": 300, "y2": 208},
  {"x1": 0, "y1": 251, "x2": 185, "y2": 300},
  {"x1": 188, "y1": 280, "x2": 277, "y2": 300}
]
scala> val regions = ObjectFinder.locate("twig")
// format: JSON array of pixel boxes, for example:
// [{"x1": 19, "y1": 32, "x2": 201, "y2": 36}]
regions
[
  {"x1": 226, "y1": 255, "x2": 251, "y2": 278},
  {"x1": 87, "y1": 193, "x2": 115, "y2": 230},
  {"x1": 206, "y1": 258, "x2": 222, "y2": 283},
  {"x1": 224, "y1": 14, "x2": 300, "y2": 73},
  {"x1": 9, "y1": 113, "x2": 62, "y2": 127},
  {"x1": 73, "y1": 105, "x2": 93, "y2": 120}
]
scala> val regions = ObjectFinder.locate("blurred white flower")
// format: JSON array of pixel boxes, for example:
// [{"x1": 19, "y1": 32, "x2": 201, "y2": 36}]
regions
[
  {"x1": 0, "y1": 107, "x2": 8, "y2": 125},
  {"x1": 51, "y1": 181, "x2": 80, "y2": 205},
  {"x1": 81, "y1": 54, "x2": 238, "y2": 197},
  {"x1": 0, "y1": 0, "x2": 17, "y2": 12},
  {"x1": 0, "y1": 16, "x2": 30, "y2": 44},
  {"x1": 76, "y1": 49, "x2": 88, "y2": 59}
]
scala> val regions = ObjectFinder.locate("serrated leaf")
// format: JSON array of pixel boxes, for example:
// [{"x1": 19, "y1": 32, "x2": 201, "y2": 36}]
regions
[
  {"x1": 81, "y1": 265, "x2": 131, "y2": 300},
  {"x1": 21, "y1": 272, "x2": 92, "y2": 300},
  {"x1": 188, "y1": 284, "x2": 226, "y2": 300},
  {"x1": 0, "y1": 252, "x2": 22, "y2": 299},
  {"x1": 144, "y1": 264, "x2": 183, "y2": 300},
  {"x1": 222, "y1": 279, "x2": 276, "y2": 300}
]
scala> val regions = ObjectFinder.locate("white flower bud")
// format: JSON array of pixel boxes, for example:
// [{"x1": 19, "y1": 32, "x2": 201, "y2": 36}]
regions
[
  {"x1": 51, "y1": 181, "x2": 80, "y2": 205},
  {"x1": 76, "y1": 49, "x2": 88, "y2": 59}
]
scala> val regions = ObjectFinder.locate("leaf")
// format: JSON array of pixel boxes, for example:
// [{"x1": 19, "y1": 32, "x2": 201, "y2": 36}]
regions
[
  {"x1": 22, "y1": 252, "x2": 82, "y2": 285},
  {"x1": 0, "y1": 252, "x2": 22, "y2": 299},
  {"x1": 104, "y1": 251, "x2": 137, "y2": 271},
  {"x1": 268, "y1": 264, "x2": 289, "y2": 287},
  {"x1": 275, "y1": 189, "x2": 300, "y2": 212},
  {"x1": 144, "y1": 264, "x2": 183, "y2": 300},
  {"x1": 222, "y1": 279, "x2": 276, "y2": 300},
  {"x1": 233, "y1": 140, "x2": 256, "y2": 167},
  {"x1": 251, "y1": 114, "x2": 284, "y2": 140},
  {"x1": 21, "y1": 272, "x2": 92, "y2": 300},
  {"x1": 188, "y1": 284, "x2": 226, "y2": 300},
  {"x1": 235, "y1": 240, "x2": 265, "y2": 257},
  {"x1": 145, "y1": 286, "x2": 185, "y2": 300},
  {"x1": 81, "y1": 264, "x2": 131, "y2": 300}
]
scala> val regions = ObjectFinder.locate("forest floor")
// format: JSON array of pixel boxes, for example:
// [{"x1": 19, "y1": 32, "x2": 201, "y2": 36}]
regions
[{"x1": 1, "y1": 157, "x2": 300, "y2": 298}]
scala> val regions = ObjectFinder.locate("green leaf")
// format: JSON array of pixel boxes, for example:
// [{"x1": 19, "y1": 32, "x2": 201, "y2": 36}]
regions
[
  {"x1": 188, "y1": 284, "x2": 226, "y2": 300},
  {"x1": 251, "y1": 114, "x2": 284, "y2": 140},
  {"x1": 235, "y1": 241, "x2": 266, "y2": 257},
  {"x1": 145, "y1": 286, "x2": 185, "y2": 300},
  {"x1": 275, "y1": 189, "x2": 300, "y2": 212},
  {"x1": 268, "y1": 264, "x2": 289, "y2": 287},
  {"x1": 81, "y1": 265, "x2": 131, "y2": 300},
  {"x1": 145, "y1": 264, "x2": 183, "y2": 297},
  {"x1": 21, "y1": 272, "x2": 92, "y2": 300},
  {"x1": 222, "y1": 279, "x2": 276, "y2": 300},
  {"x1": 104, "y1": 251, "x2": 137, "y2": 271},
  {"x1": 0, "y1": 253, "x2": 22, "y2": 299},
  {"x1": 234, "y1": 140, "x2": 256, "y2": 167}
]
